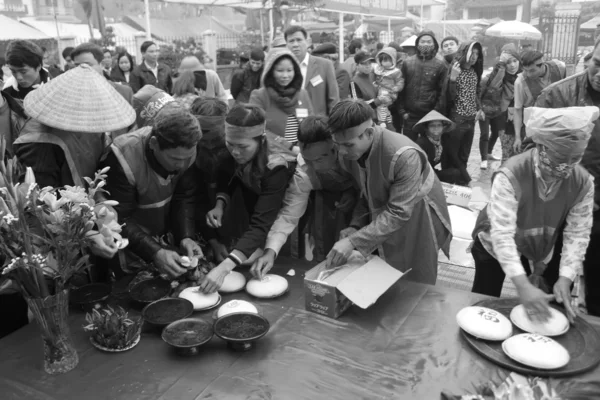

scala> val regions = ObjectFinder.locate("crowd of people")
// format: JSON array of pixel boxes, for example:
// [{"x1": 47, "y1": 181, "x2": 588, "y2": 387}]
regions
[{"x1": 1, "y1": 26, "x2": 600, "y2": 340}]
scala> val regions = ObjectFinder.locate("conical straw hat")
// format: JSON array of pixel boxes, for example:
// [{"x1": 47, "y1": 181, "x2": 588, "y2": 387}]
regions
[
  {"x1": 24, "y1": 64, "x2": 136, "y2": 133},
  {"x1": 413, "y1": 110, "x2": 455, "y2": 133}
]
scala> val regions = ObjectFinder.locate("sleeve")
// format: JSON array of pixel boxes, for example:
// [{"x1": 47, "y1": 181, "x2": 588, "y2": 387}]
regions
[
  {"x1": 397, "y1": 61, "x2": 408, "y2": 115},
  {"x1": 232, "y1": 165, "x2": 291, "y2": 259},
  {"x1": 215, "y1": 156, "x2": 237, "y2": 207},
  {"x1": 264, "y1": 165, "x2": 314, "y2": 255},
  {"x1": 212, "y1": 72, "x2": 228, "y2": 103},
  {"x1": 170, "y1": 164, "x2": 200, "y2": 243},
  {"x1": 102, "y1": 151, "x2": 162, "y2": 261},
  {"x1": 435, "y1": 63, "x2": 449, "y2": 114},
  {"x1": 337, "y1": 69, "x2": 351, "y2": 99},
  {"x1": 230, "y1": 70, "x2": 244, "y2": 100},
  {"x1": 15, "y1": 142, "x2": 71, "y2": 188},
  {"x1": 513, "y1": 77, "x2": 525, "y2": 109},
  {"x1": 558, "y1": 177, "x2": 594, "y2": 281},
  {"x1": 488, "y1": 172, "x2": 526, "y2": 278},
  {"x1": 347, "y1": 149, "x2": 425, "y2": 255},
  {"x1": 166, "y1": 68, "x2": 173, "y2": 95},
  {"x1": 129, "y1": 67, "x2": 142, "y2": 94},
  {"x1": 391, "y1": 69, "x2": 404, "y2": 99},
  {"x1": 324, "y1": 60, "x2": 340, "y2": 114}
]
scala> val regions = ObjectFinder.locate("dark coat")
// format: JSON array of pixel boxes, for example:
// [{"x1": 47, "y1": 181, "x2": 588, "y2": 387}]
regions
[
  {"x1": 230, "y1": 64, "x2": 262, "y2": 103},
  {"x1": 129, "y1": 62, "x2": 173, "y2": 94}
]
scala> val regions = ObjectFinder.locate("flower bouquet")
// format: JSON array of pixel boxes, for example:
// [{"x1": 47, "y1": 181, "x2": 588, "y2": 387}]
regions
[{"x1": 0, "y1": 139, "x2": 126, "y2": 374}]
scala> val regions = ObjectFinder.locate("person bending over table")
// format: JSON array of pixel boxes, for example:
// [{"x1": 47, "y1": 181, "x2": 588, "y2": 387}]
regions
[
  {"x1": 101, "y1": 103, "x2": 204, "y2": 279},
  {"x1": 324, "y1": 99, "x2": 452, "y2": 285},
  {"x1": 198, "y1": 104, "x2": 295, "y2": 293},
  {"x1": 471, "y1": 106, "x2": 597, "y2": 323},
  {"x1": 251, "y1": 115, "x2": 358, "y2": 278}
]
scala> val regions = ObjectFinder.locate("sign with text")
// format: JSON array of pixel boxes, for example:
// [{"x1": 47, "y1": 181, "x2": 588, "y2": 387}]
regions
[{"x1": 441, "y1": 182, "x2": 472, "y2": 208}]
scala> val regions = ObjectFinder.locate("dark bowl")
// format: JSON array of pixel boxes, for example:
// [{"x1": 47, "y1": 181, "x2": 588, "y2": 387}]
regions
[
  {"x1": 162, "y1": 318, "x2": 213, "y2": 356},
  {"x1": 142, "y1": 298, "x2": 194, "y2": 330},
  {"x1": 213, "y1": 312, "x2": 270, "y2": 352},
  {"x1": 130, "y1": 278, "x2": 171, "y2": 307},
  {"x1": 70, "y1": 283, "x2": 111, "y2": 311}
]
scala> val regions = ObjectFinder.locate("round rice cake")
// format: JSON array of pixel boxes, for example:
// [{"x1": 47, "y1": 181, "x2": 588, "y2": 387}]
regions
[
  {"x1": 217, "y1": 300, "x2": 258, "y2": 318},
  {"x1": 502, "y1": 333, "x2": 570, "y2": 369},
  {"x1": 178, "y1": 287, "x2": 220, "y2": 310},
  {"x1": 245, "y1": 274, "x2": 288, "y2": 298},
  {"x1": 456, "y1": 306, "x2": 513, "y2": 341},
  {"x1": 218, "y1": 271, "x2": 247, "y2": 293},
  {"x1": 510, "y1": 304, "x2": 569, "y2": 337}
]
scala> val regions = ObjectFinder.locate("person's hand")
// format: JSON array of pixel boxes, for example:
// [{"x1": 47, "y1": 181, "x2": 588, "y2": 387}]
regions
[
  {"x1": 153, "y1": 249, "x2": 187, "y2": 279},
  {"x1": 335, "y1": 190, "x2": 357, "y2": 213},
  {"x1": 499, "y1": 52, "x2": 510, "y2": 65},
  {"x1": 87, "y1": 231, "x2": 118, "y2": 259},
  {"x1": 326, "y1": 238, "x2": 355, "y2": 268},
  {"x1": 476, "y1": 110, "x2": 486, "y2": 121},
  {"x1": 450, "y1": 62, "x2": 461, "y2": 81},
  {"x1": 514, "y1": 276, "x2": 554, "y2": 323},
  {"x1": 251, "y1": 248, "x2": 276, "y2": 280},
  {"x1": 339, "y1": 227, "x2": 357, "y2": 240},
  {"x1": 554, "y1": 276, "x2": 577, "y2": 323},
  {"x1": 206, "y1": 207, "x2": 224, "y2": 229},
  {"x1": 198, "y1": 262, "x2": 233, "y2": 293},
  {"x1": 513, "y1": 137, "x2": 522, "y2": 153},
  {"x1": 180, "y1": 238, "x2": 204, "y2": 259},
  {"x1": 403, "y1": 113, "x2": 410, "y2": 121},
  {"x1": 209, "y1": 239, "x2": 229, "y2": 263}
]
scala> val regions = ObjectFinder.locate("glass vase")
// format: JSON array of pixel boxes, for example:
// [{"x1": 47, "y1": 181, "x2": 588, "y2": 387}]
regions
[{"x1": 24, "y1": 289, "x2": 79, "y2": 374}]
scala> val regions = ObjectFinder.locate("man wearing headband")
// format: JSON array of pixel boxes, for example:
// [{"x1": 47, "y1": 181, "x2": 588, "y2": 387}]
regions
[
  {"x1": 102, "y1": 104, "x2": 204, "y2": 279},
  {"x1": 325, "y1": 99, "x2": 451, "y2": 285},
  {"x1": 533, "y1": 39, "x2": 600, "y2": 317},
  {"x1": 471, "y1": 107, "x2": 597, "y2": 323},
  {"x1": 251, "y1": 116, "x2": 358, "y2": 279}
]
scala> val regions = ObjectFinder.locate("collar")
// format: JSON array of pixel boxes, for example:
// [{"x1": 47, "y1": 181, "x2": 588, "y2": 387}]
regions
[
  {"x1": 5, "y1": 68, "x2": 49, "y2": 92},
  {"x1": 301, "y1": 53, "x2": 310, "y2": 66},
  {"x1": 144, "y1": 61, "x2": 158, "y2": 71},
  {"x1": 145, "y1": 143, "x2": 171, "y2": 180}
]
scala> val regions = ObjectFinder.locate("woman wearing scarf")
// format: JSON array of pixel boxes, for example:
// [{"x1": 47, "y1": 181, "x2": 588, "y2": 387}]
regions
[
  {"x1": 478, "y1": 44, "x2": 522, "y2": 167},
  {"x1": 198, "y1": 104, "x2": 295, "y2": 293},
  {"x1": 249, "y1": 49, "x2": 313, "y2": 154},
  {"x1": 471, "y1": 106, "x2": 597, "y2": 324}
]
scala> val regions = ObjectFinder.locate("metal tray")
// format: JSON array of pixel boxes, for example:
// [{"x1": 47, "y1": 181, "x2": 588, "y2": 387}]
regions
[{"x1": 461, "y1": 298, "x2": 600, "y2": 377}]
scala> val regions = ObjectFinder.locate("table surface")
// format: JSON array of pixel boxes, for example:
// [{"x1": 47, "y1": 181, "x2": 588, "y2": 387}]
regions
[{"x1": 1, "y1": 258, "x2": 599, "y2": 400}]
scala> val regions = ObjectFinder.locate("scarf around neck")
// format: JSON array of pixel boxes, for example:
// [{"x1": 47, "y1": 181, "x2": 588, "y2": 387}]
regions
[{"x1": 266, "y1": 84, "x2": 301, "y2": 114}]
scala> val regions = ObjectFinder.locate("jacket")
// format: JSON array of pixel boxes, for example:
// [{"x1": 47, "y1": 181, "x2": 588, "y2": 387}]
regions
[
  {"x1": 129, "y1": 62, "x2": 173, "y2": 94},
  {"x1": 416, "y1": 135, "x2": 441, "y2": 167},
  {"x1": 442, "y1": 41, "x2": 484, "y2": 117},
  {"x1": 336, "y1": 67, "x2": 351, "y2": 100},
  {"x1": 535, "y1": 71, "x2": 600, "y2": 205},
  {"x1": 230, "y1": 64, "x2": 262, "y2": 103},
  {"x1": 2, "y1": 68, "x2": 50, "y2": 103},
  {"x1": 373, "y1": 47, "x2": 404, "y2": 105},
  {"x1": 193, "y1": 69, "x2": 228, "y2": 103},
  {"x1": 249, "y1": 50, "x2": 314, "y2": 138},
  {"x1": 304, "y1": 54, "x2": 339, "y2": 115},
  {"x1": 110, "y1": 67, "x2": 130, "y2": 85},
  {"x1": 397, "y1": 31, "x2": 447, "y2": 118},
  {"x1": 0, "y1": 91, "x2": 28, "y2": 157},
  {"x1": 341, "y1": 127, "x2": 452, "y2": 284}
]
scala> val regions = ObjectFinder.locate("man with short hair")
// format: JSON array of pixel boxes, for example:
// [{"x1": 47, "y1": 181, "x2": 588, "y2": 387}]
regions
[
  {"x1": 102, "y1": 48, "x2": 113, "y2": 75},
  {"x1": 41, "y1": 46, "x2": 62, "y2": 78},
  {"x1": 102, "y1": 104, "x2": 204, "y2": 279},
  {"x1": 325, "y1": 99, "x2": 451, "y2": 284},
  {"x1": 341, "y1": 38, "x2": 363, "y2": 76},
  {"x1": 2, "y1": 40, "x2": 49, "y2": 102},
  {"x1": 441, "y1": 36, "x2": 459, "y2": 65},
  {"x1": 532, "y1": 38, "x2": 600, "y2": 316},
  {"x1": 230, "y1": 47, "x2": 265, "y2": 103},
  {"x1": 71, "y1": 43, "x2": 134, "y2": 106},
  {"x1": 285, "y1": 25, "x2": 339, "y2": 115},
  {"x1": 62, "y1": 46, "x2": 75, "y2": 71},
  {"x1": 513, "y1": 50, "x2": 566, "y2": 152},
  {"x1": 312, "y1": 43, "x2": 351, "y2": 99},
  {"x1": 251, "y1": 115, "x2": 357, "y2": 275},
  {"x1": 397, "y1": 31, "x2": 448, "y2": 141}
]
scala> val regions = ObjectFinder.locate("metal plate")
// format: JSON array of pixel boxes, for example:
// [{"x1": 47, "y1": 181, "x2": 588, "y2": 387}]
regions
[{"x1": 461, "y1": 298, "x2": 600, "y2": 377}]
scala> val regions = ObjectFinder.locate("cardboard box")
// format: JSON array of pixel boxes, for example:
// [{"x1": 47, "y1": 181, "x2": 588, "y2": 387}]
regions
[
  {"x1": 441, "y1": 182, "x2": 472, "y2": 208},
  {"x1": 304, "y1": 255, "x2": 406, "y2": 319}
]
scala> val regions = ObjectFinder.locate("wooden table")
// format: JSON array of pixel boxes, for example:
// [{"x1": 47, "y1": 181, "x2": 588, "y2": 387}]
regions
[{"x1": 1, "y1": 258, "x2": 598, "y2": 400}]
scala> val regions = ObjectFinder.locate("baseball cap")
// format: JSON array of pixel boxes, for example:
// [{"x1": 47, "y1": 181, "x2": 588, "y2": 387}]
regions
[{"x1": 354, "y1": 51, "x2": 374, "y2": 64}]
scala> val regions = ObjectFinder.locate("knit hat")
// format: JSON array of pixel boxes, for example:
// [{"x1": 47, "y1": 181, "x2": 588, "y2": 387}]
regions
[
  {"x1": 500, "y1": 43, "x2": 520, "y2": 62},
  {"x1": 271, "y1": 37, "x2": 287, "y2": 48},
  {"x1": 23, "y1": 64, "x2": 135, "y2": 133},
  {"x1": 133, "y1": 85, "x2": 175, "y2": 128},
  {"x1": 250, "y1": 47, "x2": 265, "y2": 61},
  {"x1": 413, "y1": 110, "x2": 455, "y2": 133},
  {"x1": 526, "y1": 106, "x2": 598, "y2": 164},
  {"x1": 312, "y1": 43, "x2": 337, "y2": 55},
  {"x1": 239, "y1": 51, "x2": 250, "y2": 61},
  {"x1": 441, "y1": 36, "x2": 459, "y2": 48},
  {"x1": 354, "y1": 51, "x2": 374, "y2": 64}
]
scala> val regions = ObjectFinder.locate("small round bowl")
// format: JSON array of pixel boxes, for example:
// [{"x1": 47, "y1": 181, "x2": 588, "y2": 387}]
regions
[
  {"x1": 162, "y1": 318, "x2": 213, "y2": 356},
  {"x1": 70, "y1": 283, "x2": 111, "y2": 311},
  {"x1": 130, "y1": 278, "x2": 171, "y2": 307},
  {"x1": 142, "y1": 298, "x2": 194, "y2": 330},
  {"x1": 213, "y1": 312, "x2": 270, "y2": 352}
]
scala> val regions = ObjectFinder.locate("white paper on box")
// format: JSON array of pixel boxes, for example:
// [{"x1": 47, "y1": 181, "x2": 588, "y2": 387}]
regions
[
  {"x1": 336, "y1": 256, "x2": 404, "y2": 309},
  {"x1": 441, "y1": 182, "x2": 472, "y2": 208}
]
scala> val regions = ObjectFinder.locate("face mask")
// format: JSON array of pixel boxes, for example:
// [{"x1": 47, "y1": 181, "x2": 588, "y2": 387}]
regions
[
  {"x1": 538, "y1": 149, "x2": 576, "y2": 179},
  {"x1": 418, "y1": 44, "x2": 436, "y2": 57}
]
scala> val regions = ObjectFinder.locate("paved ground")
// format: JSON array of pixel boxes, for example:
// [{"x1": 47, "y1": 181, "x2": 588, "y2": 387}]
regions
[{"x1": 435, "y1": 124, "x2": 518, "y2": 298}]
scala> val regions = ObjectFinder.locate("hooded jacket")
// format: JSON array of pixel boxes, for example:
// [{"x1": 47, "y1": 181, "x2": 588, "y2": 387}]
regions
[
  {"x1": 397, "y1": 31, "x2": 448, "y2": 117},
  {"x1": 249, "y1": 49, "x2": 313, "y2": 138},
  {"x1": 373, "y1": 47, "x2": 404, "y2": 104},
  {"x1": 479, "y1": 43, "x2": 522, "y2": 118},
  {"x1": 441, "y1": 41, "x2": 484, "y2": 117}
]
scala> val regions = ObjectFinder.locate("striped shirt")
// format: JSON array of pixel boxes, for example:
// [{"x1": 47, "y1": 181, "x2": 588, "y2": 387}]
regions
[{"x1": 284, "y1": 114, "x2": 299, "y2": 143}]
